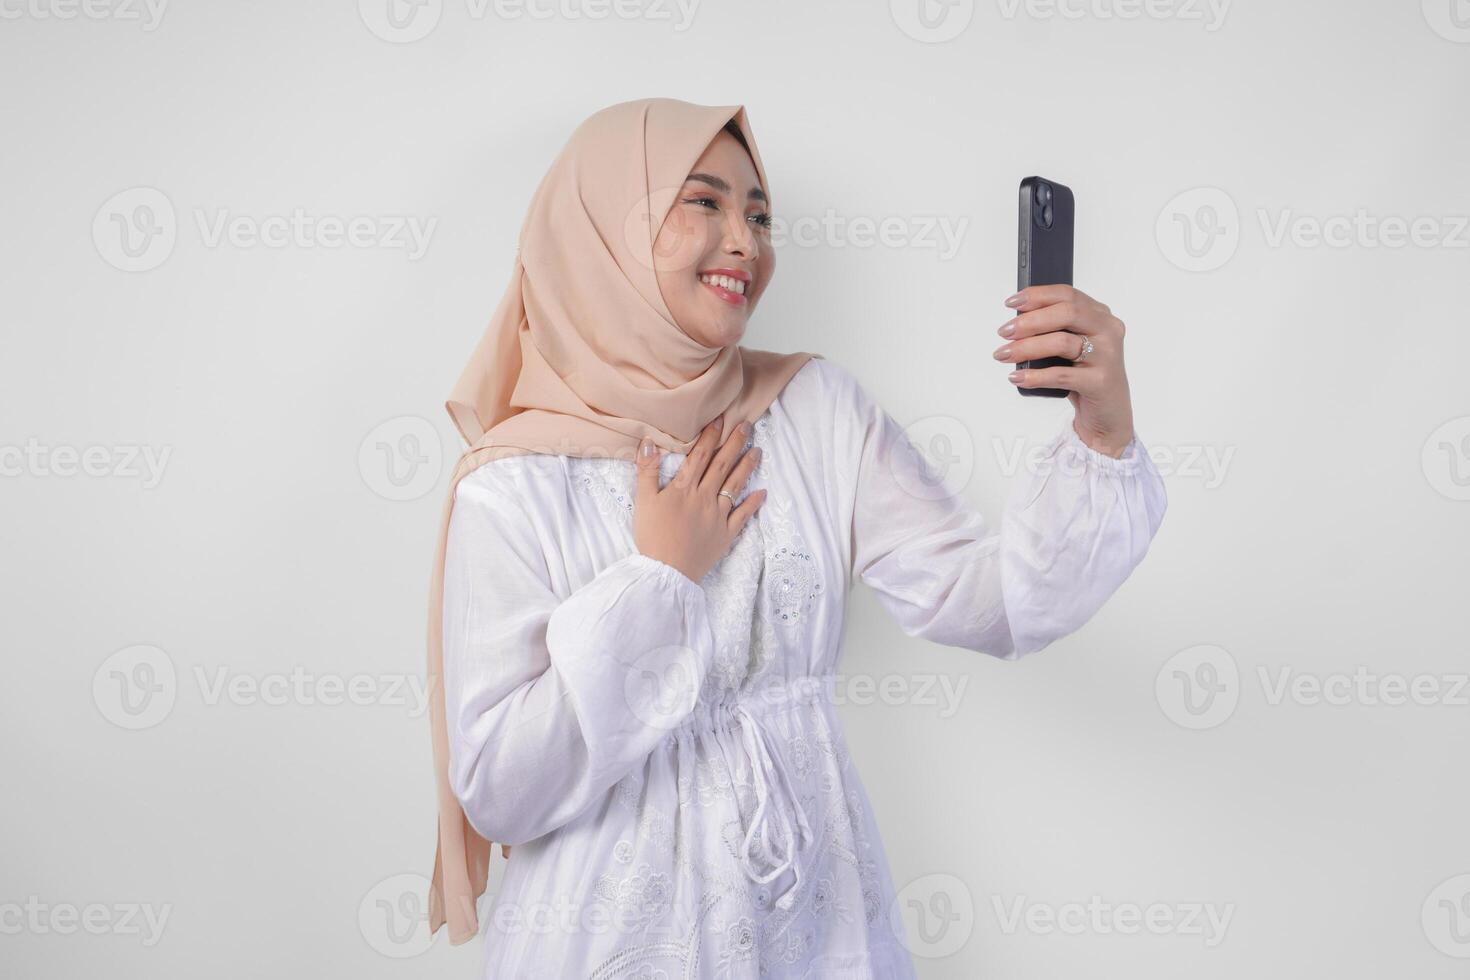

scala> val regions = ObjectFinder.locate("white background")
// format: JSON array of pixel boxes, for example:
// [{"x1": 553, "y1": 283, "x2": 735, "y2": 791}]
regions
[{"x1": 3, "y1": 1, "x2": 1468, "y2": 977}]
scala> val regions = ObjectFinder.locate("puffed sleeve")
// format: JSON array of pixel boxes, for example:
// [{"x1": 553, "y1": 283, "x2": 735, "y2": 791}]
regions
[
  {"x1": 441, "y1": 459, "x2": 716, "y2": 846},
  {"x1": 825, "y1": 358, "x2": 1167, "y2": 659}
]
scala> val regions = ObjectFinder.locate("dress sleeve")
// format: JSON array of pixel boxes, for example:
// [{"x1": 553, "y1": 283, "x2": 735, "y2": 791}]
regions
[
  {"x1": 441, "y1": 461, "x2": 716, "y2": 846},
  {"x1": 826, "y1": 359, "x2": 1167, "y2": 660}
]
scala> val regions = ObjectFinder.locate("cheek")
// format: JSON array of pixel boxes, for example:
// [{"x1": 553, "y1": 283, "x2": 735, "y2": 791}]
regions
[
  {"x1": 652, "y1": 208, "x2": 712, "y2": 277},
  {"x1": 656, "y1": 267, "x2": 693, "y2": 314}
]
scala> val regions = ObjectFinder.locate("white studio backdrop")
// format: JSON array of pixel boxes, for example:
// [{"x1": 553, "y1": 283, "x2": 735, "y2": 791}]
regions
[{"x1": 2, "y1": 2, "x2": 1467, "y2": 977}]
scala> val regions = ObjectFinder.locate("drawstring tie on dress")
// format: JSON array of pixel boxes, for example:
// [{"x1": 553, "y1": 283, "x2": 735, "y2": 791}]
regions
[{"x1": 733, "y1": 703, "x2": 813, "y2": 911}]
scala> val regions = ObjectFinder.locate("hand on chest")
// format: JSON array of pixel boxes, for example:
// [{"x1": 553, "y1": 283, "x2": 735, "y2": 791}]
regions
[{"x1": 567, "y1": 416, "x2": 835, "y2": 689}]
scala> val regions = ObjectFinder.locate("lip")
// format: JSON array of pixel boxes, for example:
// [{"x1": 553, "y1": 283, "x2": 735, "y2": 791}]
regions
[
  {"x1": 697, "y1": 267, "x2": 752, "y2": 307},
  {"x1": 698, "y1": 267, "x2": 752, "y2": 283}
]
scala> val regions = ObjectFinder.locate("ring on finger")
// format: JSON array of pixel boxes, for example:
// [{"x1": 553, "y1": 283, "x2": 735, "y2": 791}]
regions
[
  {"x1": 719, "y1": 469, "x2": 749, "y2": 507},
  {"x1": 1075, "y1": 335, "x2": 1095, "y2": 362}
]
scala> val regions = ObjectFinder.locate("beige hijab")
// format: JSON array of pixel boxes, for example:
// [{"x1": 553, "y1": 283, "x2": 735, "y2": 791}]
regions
[{"x1": 426, "y1": 97, "x2": 820, "y2": 945}]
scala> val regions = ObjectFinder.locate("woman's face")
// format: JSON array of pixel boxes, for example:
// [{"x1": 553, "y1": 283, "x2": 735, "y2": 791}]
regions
[{"x1": 653, "y1": 130, "x2": 774, "y2": 349}]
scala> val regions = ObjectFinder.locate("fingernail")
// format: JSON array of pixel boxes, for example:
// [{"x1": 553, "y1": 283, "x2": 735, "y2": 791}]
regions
[
  {"x1": 1004, "y1": 293, "x2": 1025, "y2": 308},
  {"x1": 640, "y1": 438, "x2": 655, "y2": 457},
  {"x1": 999, "y1": 320, "x2": 1016, "y2": 337},
  {"x1": 740, "y1": 420, "x2": 752, "y2": 435},
  {"x1": 1007, "y1": 370, "x2": 1023, "y2": 383},
  {"x1": 993, "y1": 345, "x2": 1012, "y2": 361}
]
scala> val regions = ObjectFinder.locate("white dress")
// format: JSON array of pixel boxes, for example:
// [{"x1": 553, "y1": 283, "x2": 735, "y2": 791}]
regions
[{"x1": 442, "y1": 356, "x2": 1168, "y2": 979}]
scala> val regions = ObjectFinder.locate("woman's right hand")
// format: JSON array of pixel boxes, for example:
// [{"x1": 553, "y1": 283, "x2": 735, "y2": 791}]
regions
[{"x1": 633, "y1": 414, "x2": 766, "y2": 585}]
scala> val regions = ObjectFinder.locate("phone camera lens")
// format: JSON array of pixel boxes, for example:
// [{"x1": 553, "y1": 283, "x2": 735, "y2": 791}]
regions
[
  {"x1": 1036, "y1": 182, "x2": 1052, "y2": 205},
  {"x1": 1041, "y1": 203, "x2": 1054, "y2": 227}
]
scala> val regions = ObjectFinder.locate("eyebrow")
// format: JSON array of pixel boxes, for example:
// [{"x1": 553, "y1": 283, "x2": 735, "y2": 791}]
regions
[{"x1": 685, "y1": 172, "x2": 768, "y2": 205}]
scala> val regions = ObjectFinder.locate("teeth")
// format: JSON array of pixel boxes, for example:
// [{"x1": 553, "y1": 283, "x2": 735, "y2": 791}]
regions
[{"x1": 700, "y1": 273, "x2": 746, "y2": 295}]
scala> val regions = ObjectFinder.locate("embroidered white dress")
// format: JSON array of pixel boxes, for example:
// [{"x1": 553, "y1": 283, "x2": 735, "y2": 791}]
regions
[{"x1": 442, "y1": 356, "x2": 1168, "y2": 979}]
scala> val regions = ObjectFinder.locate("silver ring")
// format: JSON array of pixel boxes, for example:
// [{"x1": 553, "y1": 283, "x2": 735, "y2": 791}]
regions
[
  {"x1": 1075, "y1": 335, "x2": 1095, "y2": 362},
  {"x1": 718, "y1": 489, "x2": 736, "y2": 506}
]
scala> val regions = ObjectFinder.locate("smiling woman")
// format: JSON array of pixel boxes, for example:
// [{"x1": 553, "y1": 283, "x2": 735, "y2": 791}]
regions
[
  {"x1": 651, "y1": 119, "x2": 774, "y2": 348},
  {"x1": 422, "y1": 97, "x2": 1167, "y2": 980}
]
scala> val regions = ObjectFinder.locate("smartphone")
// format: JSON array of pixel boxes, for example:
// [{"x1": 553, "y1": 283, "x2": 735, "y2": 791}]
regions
[{"x1": 1016, "y1": 176, "x2": 1075, "y2": 398}]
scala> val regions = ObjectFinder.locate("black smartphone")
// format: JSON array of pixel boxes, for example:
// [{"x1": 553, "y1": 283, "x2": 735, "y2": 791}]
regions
[{"x1": 1016, "y1": 175, "x2": 1075, "y2": 398}]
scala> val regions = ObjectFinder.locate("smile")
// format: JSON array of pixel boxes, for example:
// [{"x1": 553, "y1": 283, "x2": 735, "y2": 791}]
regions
[{"x1": 698, "y1": 270, "x2": 749, "y2": 306}]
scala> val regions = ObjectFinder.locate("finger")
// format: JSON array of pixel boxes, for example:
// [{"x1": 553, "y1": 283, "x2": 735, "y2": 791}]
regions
[
  {"x1": 994, "y1": 331, "x2": 1092, "y2": 364},
  {"x1": 1001, "y1": 299, "x2": 1112, "y2": 341},
  {"x1": 1005, "y1": 284, "x2": 1096, "y2": 313},
  {"x1": 670, "y1": 414, "x2": 723, "y2": 490},
  {"x1": 1007, "y1": 364, "x2": 1097, "y2": 393},
  {"x1": 726, "y1": 487, "x2": 767, "y2": 534},
  {"x1": 699, "y1": 419, "x2": 751, "y2": 495},
  {"x1": 634, "y1": 437, "x2": 662, "y2": 499},
  {"x1": 719, "y1": 445, "x2": 761, "y2": 500}
]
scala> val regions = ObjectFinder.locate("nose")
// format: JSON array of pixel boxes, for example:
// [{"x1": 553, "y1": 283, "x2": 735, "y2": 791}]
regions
[{"x1": 720, "y1": 207, "x2": 758, "y2": 260}]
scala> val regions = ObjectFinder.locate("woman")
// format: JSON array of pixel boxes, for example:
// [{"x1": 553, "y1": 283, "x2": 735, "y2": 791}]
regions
[{"x1": 424, "y1": 98, "x2": 1166, "y2": 978}]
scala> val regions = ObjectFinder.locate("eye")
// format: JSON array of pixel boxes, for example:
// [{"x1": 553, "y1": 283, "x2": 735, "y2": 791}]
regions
[{"x1": 681, "y1": 194, "x2": 772, "y2": 230}]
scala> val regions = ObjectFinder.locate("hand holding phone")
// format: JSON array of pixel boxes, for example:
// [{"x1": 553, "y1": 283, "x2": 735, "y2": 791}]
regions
[{"x1": 1015, "y1": 176, "x2": 1075, "y2": 398}]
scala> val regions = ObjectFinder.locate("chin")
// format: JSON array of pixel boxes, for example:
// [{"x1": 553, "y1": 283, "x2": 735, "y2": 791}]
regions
[
  {"x1": 689, "y1": 324, "x2": 745, "y2": 348},
  {"x1": 678, "y1": 301, "x2": 749, "y2": 347},
  {"x1": 711, "y1": 317, "x2": 749, "y2": 347}
]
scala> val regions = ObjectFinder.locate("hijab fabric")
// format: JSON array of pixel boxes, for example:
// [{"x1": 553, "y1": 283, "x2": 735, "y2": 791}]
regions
[{"x1": 426, "y1": 97, "x2": 820, "y2": 944}]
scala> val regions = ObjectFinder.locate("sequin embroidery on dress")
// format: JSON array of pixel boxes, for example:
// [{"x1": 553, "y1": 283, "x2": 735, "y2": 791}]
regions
[{"x1": 565, "y1": 409, "x2": 897, "y2": 977}]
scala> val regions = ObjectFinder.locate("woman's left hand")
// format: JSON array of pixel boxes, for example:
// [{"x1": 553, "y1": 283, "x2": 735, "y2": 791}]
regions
[{"x1": 993, "y1": 285, "x2": 1136, "y2": 458}]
